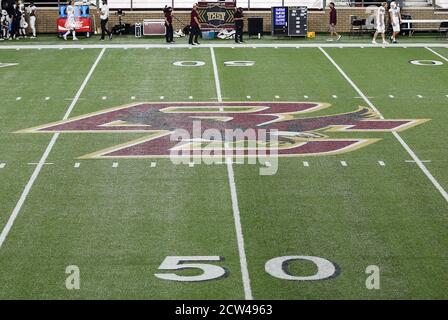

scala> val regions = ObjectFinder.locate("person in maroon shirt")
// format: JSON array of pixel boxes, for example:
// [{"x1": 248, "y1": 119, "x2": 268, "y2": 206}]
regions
[
  {"x1": 164, "y1": 6, "x2": 174, "y2": 43},
  {"x1": 328, "y1": 2, "x2": 341, "y2": 42},
  {"x1": 188, "y1": 3, "x2": 201, "y2": 45}
]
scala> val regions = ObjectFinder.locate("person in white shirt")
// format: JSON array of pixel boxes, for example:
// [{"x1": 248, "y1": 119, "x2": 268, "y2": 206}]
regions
[
  {"x1": 18, "y1": 1, "x2": 27, "y2": 38},
  {"x1": 99, "y1": 0, "x2": 112, "y2": 41},
  {"x1": 63, "y1": 1, "x2": 78, "y2": 41},
  {"x1": 27, "y1": 1, "x2": 37, "y2": 38},
  {"x1": 389, "y1": 1, "x2": 401, "y2": 44},
  {"x1": 0, "y1": 9, "x2": 10, "y2": 40},
  {"x1": 372, "y1": 2, "x2": 388, "y2": 44}
]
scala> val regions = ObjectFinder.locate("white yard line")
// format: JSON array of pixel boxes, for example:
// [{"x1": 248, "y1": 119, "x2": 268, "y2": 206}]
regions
[
  {"x1": 425, "y1": 47, "x2": 448, "y2": 62},
  {"x1": 319, "y1": 47, "x2": 448, "y2": 204},
  {"x1": 0, "y1": 43, "x2": 447, "y2": 50},
  {"x1": 210, "y1": 46, "x2": 253, "y2": 300},
  {"x1": 0, "y1": 48, "x2": 106, "y2": 249},
  {"x1": 210, "y1": 47, "x2": 224, "y2": 112}
]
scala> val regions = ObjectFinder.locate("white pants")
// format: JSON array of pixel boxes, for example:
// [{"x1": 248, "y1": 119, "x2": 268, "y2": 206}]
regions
[
  {"x1": 29, "y1": 16, "x2": 36, "y2": 36},
  {"x1": 392, "y1": 19, "x2": 400, "y2": 32}
]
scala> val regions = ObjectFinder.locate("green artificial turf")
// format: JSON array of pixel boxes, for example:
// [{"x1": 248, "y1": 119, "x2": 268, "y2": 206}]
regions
[{"x1": 0, "y1": 44, "x2": 447, "y2": 299}]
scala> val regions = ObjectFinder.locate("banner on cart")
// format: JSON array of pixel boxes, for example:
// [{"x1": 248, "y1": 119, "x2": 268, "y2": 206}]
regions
[{"x1": 57, "y1": 18, "x2": 92, "y2": 33}]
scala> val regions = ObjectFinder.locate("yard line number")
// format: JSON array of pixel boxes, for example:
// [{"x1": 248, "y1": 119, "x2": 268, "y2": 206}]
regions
[{"x1": 154, "y1": 255, "x2": 339, "y2": 282}]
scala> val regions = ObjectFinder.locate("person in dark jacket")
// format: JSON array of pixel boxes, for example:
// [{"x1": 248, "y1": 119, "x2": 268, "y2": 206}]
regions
[
  {"x1": 10, "y1": 2, "x2": 20, "y2": 40},
  {"x1": 234, "y1": 7, "x2": 244, "y2": 43},
  {"x1": 188, "y1": 3, "x2": 200, "y2": 45},
  {"x1": 164, "y1": 5, "x2": 174, "y2": 43},
  {"x1": 327, "y1": 2, "x2": 341, "y2": 42}
]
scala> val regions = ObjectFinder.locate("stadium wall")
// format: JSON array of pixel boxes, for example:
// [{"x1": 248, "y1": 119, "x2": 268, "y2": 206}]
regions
[{"x1": 34, "y1": 7, "x2": 448, "y2": 34}]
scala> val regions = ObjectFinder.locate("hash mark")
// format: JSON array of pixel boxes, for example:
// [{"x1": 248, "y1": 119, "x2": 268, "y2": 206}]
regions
[
  {"x1": 102, "y1": 96, "x2": 107, "y2": 100},
  {"x1": 304, "y1": 95, "x2": 309, "y2": 99},
  {"x1": 160, "y1": 96, "x2": 164, "y2": 100},
  {"x1": 275, "y1": 95, "x2": 280, "y2": 99},
  {"x1": 45, "y1": 97, "x2": 50, "y2": 101},
  {"x1": 0, "y1": 163, "x2": 5, "y2": 169},
  {"x1": 417, "y1": 95, "x2": 423, "y2": 98},
  {"x1": 189, "y1": 96, "x2": 193, "y2": 99},
  {"x1": 74, "y1": 162, "x2": 80, "y2": 168},
  {"x1": 131, "y1": 96, "x2": 136, "y2": 100},
  {"x1": 378, "y1": 160, "x2": 385, "y2": 166},
  {"x1": 246, "y1": 95, "x2": 251, "y2": 99},
  {"x1": 112, "y1": 162, "x2": 119, "y2": 168},
  {"x1": 150, "y1": 162, "x2": 156, "y2": 168},
  {"x1": 303, "y1": 161, "x2": 309, "y2": 167},
  {"x1": 27, "y1": 162, "x2": 53, "y2": 165},
  {"x1": 16, "y1": 97, "x2": 21, "y2": 101},
  {"x1": 332, "y1": 95, "x2": 338, "y2": 99},
  {"x1": 188, "y1": 162, "x2": 194, "y2": 167},
  {"x1": 340, "y1": 161, "x2": 348, "y2": 167},
  {"x1": 389, "y1": 94, "x2": 394, "y2": 98}
]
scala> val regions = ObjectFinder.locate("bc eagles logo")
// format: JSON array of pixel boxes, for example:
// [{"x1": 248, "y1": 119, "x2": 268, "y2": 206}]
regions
[{"x1": 18, "y1": 102, "x2": 428, "y2": 159}]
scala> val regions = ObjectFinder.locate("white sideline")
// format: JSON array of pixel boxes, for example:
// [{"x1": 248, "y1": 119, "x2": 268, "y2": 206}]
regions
[
  {"x1": 0, "y1": 43, "x2": 447, "y2": 50},
  {"x1": 210, "y1": 47, "x2": 253, "y2": 300},
  {"x1": 319, "y1": 47, "x2": 448, "y2": 204},
  {"x1": 0, "y1": 48, "x2": 106, "y2": 249},
  {"x1": 425, "y1": 47, "x2": 448, "y2": 62}
]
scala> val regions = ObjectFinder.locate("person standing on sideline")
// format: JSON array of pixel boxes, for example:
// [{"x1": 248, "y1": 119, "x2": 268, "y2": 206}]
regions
[
  {"x1": 99, "y1": 0, "x2": 112, "y2": 41},
  {"x1": 164, "y1": 5, "x2": 173, "y2": 43},
  {"x1": 11, "y1": 2, "x2": 20, "y2": 40},
  {"x1": 27, "y1": 1, "x2": 37, "y2": 38},
  {"x1": 62, "y1": 1, "x2": 78, "y2": 40},
  {"x1": 18, "y1": 0, "x2": 26, "y2": 38},
  {"x1": 389, "y1": 1, "x2": 401, "y2": 44},
  {"x1": 234, "y1": 6, "x2": 244, "y2": 43},
  {"x1": 327, "y1": 2, "x2": 341, "y2": 42},
  {"x1": 188, "y1": 3, "x2": 200, "y2": 45},
  {"x1": 372, "y1": 2, "x2": 388, "y2": 44}
]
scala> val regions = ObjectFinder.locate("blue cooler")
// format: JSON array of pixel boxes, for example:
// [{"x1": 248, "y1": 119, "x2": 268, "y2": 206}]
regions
[{"x1": 201, "y1": 31, "x2": 216, "y2": 39}]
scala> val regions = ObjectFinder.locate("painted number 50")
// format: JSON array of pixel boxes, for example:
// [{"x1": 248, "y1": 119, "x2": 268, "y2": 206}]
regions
[{"x1": 154, "y1": 255, "x2": 338, "y2": 282}]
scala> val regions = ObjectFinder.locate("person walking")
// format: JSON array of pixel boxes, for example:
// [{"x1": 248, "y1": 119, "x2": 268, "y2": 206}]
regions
[
  {"x1": 99, "y1": 0, "x2": 112, "y2": 41},
  {"x1": 327, "y1": 2, "x2": 341, "y2": 42},
  {"x1": 372, "y1": 2, "x2": 388, "y2": 44},
  {"x1": 188, "y1": 3, "x2": 200, "y2": 45}
]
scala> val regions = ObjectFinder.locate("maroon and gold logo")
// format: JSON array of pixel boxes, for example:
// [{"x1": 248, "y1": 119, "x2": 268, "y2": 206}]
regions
[{"x1": 17, "y1": 102, "x2": 428, "y2": 159}]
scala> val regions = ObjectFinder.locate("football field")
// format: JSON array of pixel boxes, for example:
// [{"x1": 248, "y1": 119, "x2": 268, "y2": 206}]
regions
[{"x1": 0, "y1": 43, "x2": 447, "y2": 299}]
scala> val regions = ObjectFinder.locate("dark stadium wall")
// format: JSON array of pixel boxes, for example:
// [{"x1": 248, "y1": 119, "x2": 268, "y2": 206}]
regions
[{"x1": 33, "y1": 7, "x2": 448, "y2": 34}]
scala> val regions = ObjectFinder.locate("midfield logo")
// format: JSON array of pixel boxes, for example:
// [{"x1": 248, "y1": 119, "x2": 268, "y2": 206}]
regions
[{"x1": 18, "y1": 102, "x2": 428, "y2": 159}]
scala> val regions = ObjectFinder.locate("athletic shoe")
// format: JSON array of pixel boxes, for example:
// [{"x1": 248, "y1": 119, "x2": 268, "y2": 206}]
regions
[
  {"x1": 109, "y1": 33, "x2": 113, "y2": 40},
  {"x1": 73, "y1": 37, "x2": 79, "y2": 41},
  {"x1": 372, "y1": 40, "x2": 377, "y2": 44},
  {"x1": 392, "y1": 40, "x2": 397, "y2": 44},
  {"x1": 0, "y1": 38, "x2": 3, "y2": 41},
  {"x1": 194, "y1": 42, "x2": 200, "y2": 45},
  {"x1": 382, "y1": 41, "x2": 388, "y2": 44},
  {"x1": 336, "y1": 35, "x2": 342, "y2": 41},
  {"x1": 326, "y1": 38, "x2": 333, "y2": 42},
  {"x1": 100, "y1": 39, "x2": 104, "y2": 41},
  {"x1": 30, "y1": 36, "x2": 36, "y2": 39},
  {"x1": 63, "y1": 34, "x2": 67, "y2": 41}
]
